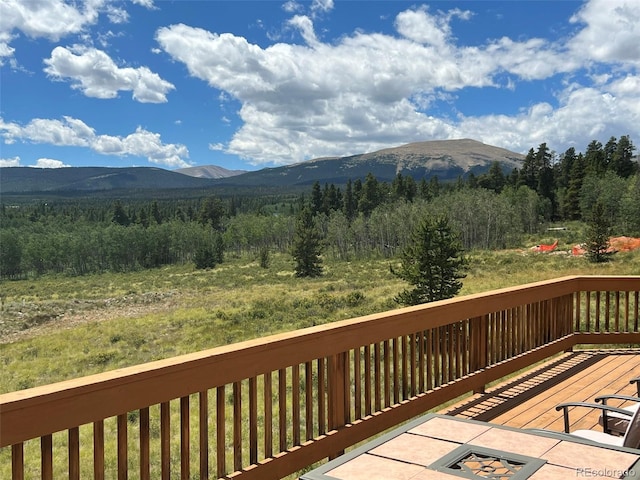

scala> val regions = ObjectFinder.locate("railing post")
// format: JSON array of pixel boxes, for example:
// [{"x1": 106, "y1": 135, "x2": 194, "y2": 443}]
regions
[
  {"x1": 469, "y1": 315, "x2": 488, "y2": 393},
  {"x1": 328, "y1": 352, "x2": 348, "y2": 459}
]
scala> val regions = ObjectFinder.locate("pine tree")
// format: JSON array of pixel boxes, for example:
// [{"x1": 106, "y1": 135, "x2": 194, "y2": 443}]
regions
[
  {"x1": 343, "y1": 179, "x2": 356, "y2": 221},
  {"x1": 292, "y1": 207, "x2": 323, "y2": 277},
  {"x1": 111, "y1": 200, "x2": 130, "y2": 226},
  {"x1": 586, "y1": 201, "x2": 612, "y2": 263},
  {"x1": 392, "y1": 216, "x2": 467, "y2": 306}
]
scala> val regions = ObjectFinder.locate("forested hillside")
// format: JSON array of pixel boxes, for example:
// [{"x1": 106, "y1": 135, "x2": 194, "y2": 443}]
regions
[{"x1": 1, "y1": 136, "x2": 638, "y2": 280}]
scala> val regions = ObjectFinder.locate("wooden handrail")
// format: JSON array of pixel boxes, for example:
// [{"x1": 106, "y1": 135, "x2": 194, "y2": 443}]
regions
[{"x1": 2, "y1": 275, "x2": 639, "y2": 479}]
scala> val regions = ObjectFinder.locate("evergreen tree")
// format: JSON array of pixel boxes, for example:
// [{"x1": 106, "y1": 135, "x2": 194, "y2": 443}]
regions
[
  {"x1": 343, "y1": 179, "x2": 357, "y2": 221},
  {"x1": 198, "y1": 196, "x2": 225, "y2": 229},
  {"x1": 585, "y1": 140, "x2": 606, "y2": 175},
  {"x1": 586, "y1": 201, "x2": 612, "y2": 263},
  {"x1": 358, "y1": 173, "x2": 380, "y2": 217},
  {"x1": 0, "y1": 229, "x2": 23, "y2": 279},
  {"x1": 310, "y1": 181, "x2": 323, "y2": 216},
  {"x1": 111, "y1": 201, "x2": 130, "y2": 226},
  {"x1": 392, "y1": 216, "x2": 467, "y2": 306},
  {"x1": 404, "y1": 176, "x2": 417, "y2": 202},
  {"x1": 150, "y1": 200, "x2": 162, "y2": 225},
  {"x1": 611, "y1": 135, "x2": 637, "y2": 178},
  {"x1": 292, "y1": 206, "x2": 323, "y2": 277},
  {"x1": 565, "y1": 153, "x2": 586, "y2": 220},
  {"x1": 518, "y1": 148, "x2": 538, "y2": 189}
]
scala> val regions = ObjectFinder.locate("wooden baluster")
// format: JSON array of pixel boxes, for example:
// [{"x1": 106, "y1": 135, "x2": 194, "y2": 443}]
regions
[
  {"x1": 605, "y1": 291, "x2": 611, "y2": 331},
  {"x1": 585, "y1": 291, "x2": 592, "y2": 331},
  {"x1": 199, "y1": 392, "x2": 209, "y2": 479},
  {"x1": 233, "y1": 382, "x2": 242, "y2": 472},
  {"x1": 574, "y1": 291, "x2": 581, "y2": 331},
  {"x1": 344, "y1": 351, "x2": 351, "y2": 425},
  {"x1": 374, "y1": 343, "x2": 381, "y2": 411},
  {"x1": 41, "y1": 434, "x2": 52, "y2": 480},
  {"x1": 216, "y1": 387, "x2": 226, "y2": 478},
  {"x1": 393, "y1": 338, "x2": 400, "y2": 404},
  {"x1": 455, "y1": 323, "x2": 462, "y2": 379},
  {"x1": 181, "y1": 396, "x2": 190, "y2": 480},
  {"x1": 426, "y1": 329, "x2": 433, "y2": 390},
  {"x1": 11, "y1": 443, "x2": 23, "y2": 480},
  {"x1": 624, "y1": 291, "x2": 630, "y2": 332},
  {"x1": 410, "y1": 333, "x2": 416, "y2": 397},
  {"x1": 117, "y1": 414, "x2": 128, "y2": 480},
  {"x1": 354, "y1": 348, "x2": 362, "y2": 419},
  {"x1": 401, "y1": 335, "x2": 408, "y2": 400},
  {"x1": 292, "y1": 364, "x2": 301, "y2": 445},
  {"x1": 94, "y1": 420, "x2": 105, "y2": 480},
  {"x1": 383, "y1": 340, "x2": 391, "y2": 407},
  {"x1": 461, "y1": 321, "x2": 469, "y2": 376},
  {"x1": 278, "y1": 369, "x2": 287, "y2": 452},
  {"x1": 140, "y1": 408, "x2": 150, "y2": 480},
  {"x1": 305, "y1": 362, "x2": 314, "y2": 440},
  {"x1": 249, "y1": 377, "x2": 258, "y2": 464},
  {"x1": 596, "y1": 291, "x2": 601, "y2": 331},
  {"x1": 317, "y1": 358, "x2": 326, "y2": 436},
  {"x1": 161, "y1": 402, "x2": 171, "y2": 480},
  {"x1": 327, "y1": 352, "x2": 347, "y2": 459},
  {"x1": 633, "y1": 292, "x2": 640, "y2": 332},
  {"x1": 69, "y1": 427, "x2": 79, "y2": 480},
  {"x1": 433, "y1": 327, "x2": 440, "y2": 387},
  {"x1": 364, "y1": 344, "x2": 372, "y2": 416},
  {"x1": 448, "y1": 324, "x2": 455, "y2": 382},
  {"x1": 615, "y1": 291, "x2": 620, "y2": 331},
  {"x1": 418, "y1": 331, "x2": 425, "y2": 393},
  {"x1": 264, "y1": 373, "x2": 273, "y2": 457}
]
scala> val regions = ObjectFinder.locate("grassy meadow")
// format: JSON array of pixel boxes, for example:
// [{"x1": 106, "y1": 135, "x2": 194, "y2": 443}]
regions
[
  {"x1": 1, "y1": 245, "x2": 639, "y2": 478},
  {"x1": 2, "y1": 244, "x2": 640, "y2": 393}
]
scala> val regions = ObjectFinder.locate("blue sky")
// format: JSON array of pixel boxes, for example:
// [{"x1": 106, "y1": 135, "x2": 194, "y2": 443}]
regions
[{"x1": 0, "y1": 0, "x2": 638, "y2": 171}]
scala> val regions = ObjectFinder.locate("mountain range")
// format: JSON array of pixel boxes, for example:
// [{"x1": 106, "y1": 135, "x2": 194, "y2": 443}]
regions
[{"x1": 1, "y1": 139, "x2": 524, "y2": 194}]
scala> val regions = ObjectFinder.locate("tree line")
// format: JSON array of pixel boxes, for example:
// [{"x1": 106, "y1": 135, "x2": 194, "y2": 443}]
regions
[{"x1": 1, "y1": 135, "x2": 638, "y2": 280}]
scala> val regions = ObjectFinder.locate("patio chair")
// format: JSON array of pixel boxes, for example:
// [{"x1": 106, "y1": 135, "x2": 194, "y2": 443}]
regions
[
  {"x1": 595, "y1": 377, "x2": 640, "y2": 436},
  {"x1": 555, "y1": 398, "x2": 640, "y2": 449}
]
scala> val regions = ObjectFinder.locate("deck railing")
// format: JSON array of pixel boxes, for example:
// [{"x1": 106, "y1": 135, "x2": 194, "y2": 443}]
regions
[{"x1": 2, "y1": 275, "x2": 639, "y2": 479}]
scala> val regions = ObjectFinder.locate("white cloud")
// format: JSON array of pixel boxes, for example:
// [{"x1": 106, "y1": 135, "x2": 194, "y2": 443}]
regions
[
  {"x1": 33, "y1": 158, "x2": 70, "y2": 168},
  {"x1": 157, "y1": 1, "x2": 639, "y2": 165},
  {"x1": 311, "y1": 0, "x2": 334, "y2": 15},
  {"x1": 44, "y1": 45, "x2": 174, "y2": 103},
  {"x1": 569, "y1": 0, "x2": 640, "y2": 66},
  {"x1": 0, "y1": 156, "x2": 21, "y2": 167},
  {"x1": 0, "y1": 117, "x2": 190, "y2": 167},
  {"x1": 288, "y1": 15, "x2": 319, "y2": 47},
  {"x1": 0, "y1": 0, "x2": 155, "y2": 65},
  {"x1": 131, "y1": 0, "x2": 155, "y2": 9}
]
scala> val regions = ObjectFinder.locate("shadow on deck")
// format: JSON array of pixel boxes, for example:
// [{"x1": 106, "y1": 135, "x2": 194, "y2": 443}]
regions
[{"x1": 442, "y1": 349, "x2": 640, "y2": 433}]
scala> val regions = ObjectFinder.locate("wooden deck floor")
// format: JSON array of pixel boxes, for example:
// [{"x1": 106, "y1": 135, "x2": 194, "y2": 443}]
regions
[{"x1": 440, "y1": 349, "x2": 640, "y2": 434}]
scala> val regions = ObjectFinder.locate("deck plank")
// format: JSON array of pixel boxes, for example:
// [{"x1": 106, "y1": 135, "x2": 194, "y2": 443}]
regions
[{"x1": 441, "y1": 350, "x2": 640, "y2": 435}]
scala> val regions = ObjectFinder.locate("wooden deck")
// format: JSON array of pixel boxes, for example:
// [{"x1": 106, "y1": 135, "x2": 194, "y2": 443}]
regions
[{"x1": 441, "y1": 349, "x2": 640, "y2": 434}]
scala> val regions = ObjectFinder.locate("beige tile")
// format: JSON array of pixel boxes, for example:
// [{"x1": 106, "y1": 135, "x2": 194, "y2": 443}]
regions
[
  {"x1": 408, "y1": 469, "x2": 463, "y2": 479},
  {"x1": 543, "y1": 440, "x2": 640, "y2": 477},
  {"x1": 468, "y1": 427, "x2": 561, "y2": 457},
  {"x1": 528, "y1": 464, "x2": 585, "y2": 480},
  {"x1": 408, "y1": 417, "x2": 491, "y2": 443},
  {"x1": 369, "y1": 433, "x2": 459, "y2": 466},
  {"x1": 326, "y1": 453, "x2": 425, "y2": 480}
]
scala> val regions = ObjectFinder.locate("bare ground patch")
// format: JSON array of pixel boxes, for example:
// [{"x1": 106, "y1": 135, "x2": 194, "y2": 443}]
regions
[{"x1": 0, "y1": 291, "x2": 178, "y2": 344}]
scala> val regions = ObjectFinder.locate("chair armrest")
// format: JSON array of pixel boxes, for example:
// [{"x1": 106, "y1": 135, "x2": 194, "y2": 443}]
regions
[
  {"x1": 555, "y1": 402, "x2": 633, "y2": 433},
  {"x1": 631, "y1": 377, "x2": 640, "y2": 396},
  {"x1": 595, "y1": 394, "x2": 640, "y2": 405}
]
